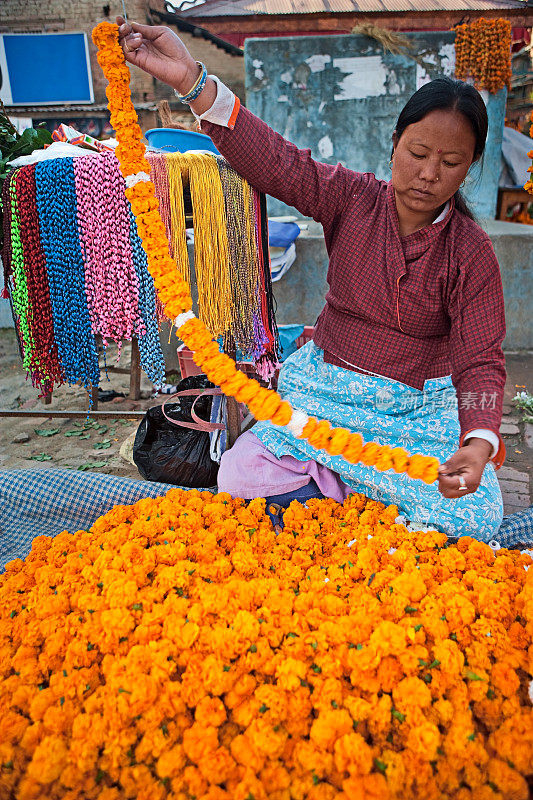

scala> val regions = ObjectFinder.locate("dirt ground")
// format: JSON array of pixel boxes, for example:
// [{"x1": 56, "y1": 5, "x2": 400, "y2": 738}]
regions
[
  {"x1": 0, "y1": 328, "x2": 532, "y2": 516},
  {"x1": 0, "y1": 329, "x2": 162, "y2": 480}
]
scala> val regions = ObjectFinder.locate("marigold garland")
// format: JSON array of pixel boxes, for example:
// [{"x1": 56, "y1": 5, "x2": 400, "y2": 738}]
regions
[
  {"x1": 0, "y1": 491, "x2": 532, "y2": 799},
  {"x1": 92, "y1": 21, "x2": 440, "y2": 484},
  {"x1": 454, "y1": 19, "x2": 512, "y2": 95}
]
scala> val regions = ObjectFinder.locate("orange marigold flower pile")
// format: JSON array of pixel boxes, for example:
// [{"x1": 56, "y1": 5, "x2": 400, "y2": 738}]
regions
[
  {"x1": 1, "y1": 490, "x2": 532, "y2": 799},
  {"x1": 454, "y1": 19, "x2": 512, "y2": 95},
  {"x1": 90, "y1": 21, "x2": 439, "y2": 487}
]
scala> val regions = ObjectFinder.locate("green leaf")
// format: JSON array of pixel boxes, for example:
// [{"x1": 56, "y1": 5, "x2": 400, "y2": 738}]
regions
[
  {"x1": 28, "y1": 452, "x2": 52, "y2": 461},
  {"x1": 465, "y1": 670, "x2": 486, "y2": 681},
  {"x1": 93, "y1": 440, "x2": 111, "y2": 450},
  {"x1": 34, "y1": 427, "x2": 60, "y2": 437},
  {"x1": 64, "y1": 430, "x2": 84, "y2": 437},
  {"x1": 34, "y1": 127, "x2": 53, "y2": 147},
  {"x1": 77, "y1": 461, "x2": 107, "y2": 471},
  {"x1": 374, "y1": 759, "x2": 387, "y2": 774},
  {"x1": 391, "y1": 709, "x2": 405, "y2": 722}
]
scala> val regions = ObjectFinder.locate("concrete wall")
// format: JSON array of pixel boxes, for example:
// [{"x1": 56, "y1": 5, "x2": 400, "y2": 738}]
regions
[
  {"x1": 244, "y1": 33, "x2": 506, "y2": 220},
  {"x1": 272, "y1": 220, "x2": 533, "y2": 351}
]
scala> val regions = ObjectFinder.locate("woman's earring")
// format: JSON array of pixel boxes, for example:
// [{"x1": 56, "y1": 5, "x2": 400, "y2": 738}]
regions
[
  {"x1": 460, "y1": 179, "x2": 466, "y2": 188},
  {"x1": 388, "y1": 159, "x2": 393, "y2": 170}
]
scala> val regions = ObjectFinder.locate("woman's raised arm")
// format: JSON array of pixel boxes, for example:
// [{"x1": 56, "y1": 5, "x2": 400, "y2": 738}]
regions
[{"x1": 117, "y1": 18, "x2": 367, "y2": 229}]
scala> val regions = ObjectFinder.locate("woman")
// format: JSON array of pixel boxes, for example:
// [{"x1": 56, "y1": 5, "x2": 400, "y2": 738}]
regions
[{"x1": 118, "y1": 20, "x2": 506, "y2": 540}]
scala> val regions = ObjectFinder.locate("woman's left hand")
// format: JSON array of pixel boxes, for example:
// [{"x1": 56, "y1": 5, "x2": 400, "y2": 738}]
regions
[{"x1": 437, "y1": 438, "x2": 493, "y2": 498}]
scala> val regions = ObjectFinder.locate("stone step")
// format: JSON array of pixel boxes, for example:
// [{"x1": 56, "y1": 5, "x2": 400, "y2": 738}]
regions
[
  {"x1": 497, "y1": 465, "x2": 530, "y2": 483},
  {"x1": 498, "y1": 479, "x2": 531, "y2": 496},
  {"x1": 501, "y1": 492, "x2": 530, "y2": 507}
]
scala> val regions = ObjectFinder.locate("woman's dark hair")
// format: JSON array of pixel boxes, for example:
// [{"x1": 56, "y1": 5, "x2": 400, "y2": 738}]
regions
[{"x1": 392, "y1": 76, "x2": 488, "y2": 219}]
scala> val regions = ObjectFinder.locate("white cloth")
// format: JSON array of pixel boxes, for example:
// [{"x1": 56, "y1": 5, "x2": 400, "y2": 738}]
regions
[
  {"x1": 192, "y1": 76, "x2": 238, "y2": 129},
  {"x1": 8, "y1": 141, "x2": 102, "y2": 166}
]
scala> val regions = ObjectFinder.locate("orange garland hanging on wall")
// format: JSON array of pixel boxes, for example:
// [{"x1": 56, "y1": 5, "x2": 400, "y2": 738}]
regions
[
  {"x1": 454, "y1": 19, "x2": 512, "y2": 94},
  {"x1": 92, "y1": 21, "x2": 439, "y2": 485}
]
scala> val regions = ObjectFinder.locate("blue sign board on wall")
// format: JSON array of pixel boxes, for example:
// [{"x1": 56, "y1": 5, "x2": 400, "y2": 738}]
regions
[{"x1": 0, "y1": 33, "x2": 94, "y2": 105}]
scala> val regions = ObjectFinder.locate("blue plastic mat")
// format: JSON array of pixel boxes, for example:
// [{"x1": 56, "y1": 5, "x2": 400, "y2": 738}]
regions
[{"x1": 0, "y1": 469, "x2": 179, "y2": 571}]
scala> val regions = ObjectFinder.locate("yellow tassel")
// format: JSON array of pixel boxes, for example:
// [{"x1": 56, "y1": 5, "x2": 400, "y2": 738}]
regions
[
  {"x1": 186, "y1": 153, "x2": 232, "y2": 337},
  {"x1": 242, "y1": 178, "x2": 260, "y2": 302},
  {"x1": 166, "y1": 153, "x2": 191, "y2": 288}
]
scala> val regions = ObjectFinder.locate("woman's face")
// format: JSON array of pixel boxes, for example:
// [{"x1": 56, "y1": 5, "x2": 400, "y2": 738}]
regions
[{"x1": 391, "y1": 108, "x2": 478, "y2": 216}]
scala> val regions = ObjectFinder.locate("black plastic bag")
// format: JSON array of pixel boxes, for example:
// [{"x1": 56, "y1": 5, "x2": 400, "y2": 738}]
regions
[{"x1": 133, "y1": 375, "x2": 222, "y2": 487}]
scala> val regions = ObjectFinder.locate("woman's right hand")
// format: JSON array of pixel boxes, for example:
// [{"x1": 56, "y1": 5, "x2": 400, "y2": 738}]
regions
[{"x1": 116, "y1": 17, "x2": 198, "y2": 95}]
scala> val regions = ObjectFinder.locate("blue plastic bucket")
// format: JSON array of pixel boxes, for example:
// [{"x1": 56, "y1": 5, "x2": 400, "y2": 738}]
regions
[{"x1": 144, "y1": 128, "x2": 220, "y2": 155}]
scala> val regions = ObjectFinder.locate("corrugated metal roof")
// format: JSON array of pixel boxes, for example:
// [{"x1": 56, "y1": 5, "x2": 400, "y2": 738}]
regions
[
  {"x1": 150, "y1": 7, "x2": 244, "y2": 52},
  {"x1": 180, "y1": 0, "x2": 528, "y2": 16}
]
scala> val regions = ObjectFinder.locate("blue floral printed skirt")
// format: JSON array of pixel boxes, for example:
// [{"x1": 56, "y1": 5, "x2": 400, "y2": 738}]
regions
[{"x1": 252, "y1": 342, "x2": 503, "y2": 541}]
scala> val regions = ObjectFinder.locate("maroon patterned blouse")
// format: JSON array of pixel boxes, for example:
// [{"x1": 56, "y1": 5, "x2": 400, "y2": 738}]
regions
[{"x1": 202, "y1": 105, "x2": 506, "y2": 466}]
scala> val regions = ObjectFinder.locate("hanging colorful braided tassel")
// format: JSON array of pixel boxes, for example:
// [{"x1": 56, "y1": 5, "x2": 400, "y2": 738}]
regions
[
  {"x1": 34, "y1": 158, "x2": 100, "y2": 391},
  {"x1": 15, "y1": 165, "x2": 64, "y2": 394},
  {"x1": 74, "y1": 152, "x2": 146, "y2": 345},
  {"x1": 93, "y1": 21, "x2": 439, "y2": 484}
]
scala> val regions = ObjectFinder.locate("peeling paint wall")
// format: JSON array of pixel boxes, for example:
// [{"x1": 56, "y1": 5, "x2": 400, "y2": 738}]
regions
[{"x1": 244, "y1": 33, "x2": 505, "y2": 219}]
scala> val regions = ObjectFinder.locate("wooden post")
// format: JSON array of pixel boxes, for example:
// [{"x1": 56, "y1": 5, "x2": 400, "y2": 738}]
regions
[
  {"x1": 86, "y1": 385, "x2": 99, "y2": 411},
  {"x1": 224, "y1": 338, "x2": 242, "y2": 449},
  {"x1": 129, "y1": 337, "x2": 141, "y2": 400},
  {"x1": 226, "y1": 396, "x2": 242, "y2": 449}
]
